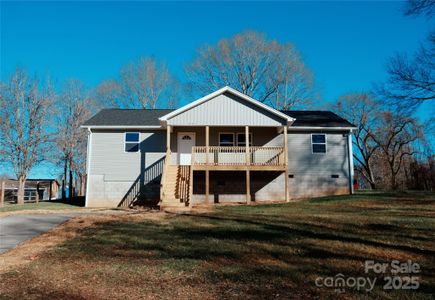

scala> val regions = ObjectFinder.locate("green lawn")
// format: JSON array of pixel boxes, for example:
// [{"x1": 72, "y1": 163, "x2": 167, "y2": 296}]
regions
[
  {"x1": 1, "y1": 191, "x2": 434, "y2": 299},
  {"x1": 0, "y1": 201, "x2": 82, "y2": 213}
]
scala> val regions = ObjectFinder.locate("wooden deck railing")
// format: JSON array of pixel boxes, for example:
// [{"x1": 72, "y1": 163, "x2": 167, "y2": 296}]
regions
[{"x1": 191, "y1": 146, "x2": 285, "y2": 166}]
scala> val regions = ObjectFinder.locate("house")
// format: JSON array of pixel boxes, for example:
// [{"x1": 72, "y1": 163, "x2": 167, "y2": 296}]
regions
[
  {"x1": 2, "y1": 179, "x2": 60, "y2": 203},
  {"x1": 82, "y1": 86, "x2": 356, "y2": 208}
]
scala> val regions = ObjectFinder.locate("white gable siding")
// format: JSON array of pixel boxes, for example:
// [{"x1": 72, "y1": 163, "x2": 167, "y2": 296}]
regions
[{"x1": 167, "y1": 93, "x2": 286, "y2": 126}]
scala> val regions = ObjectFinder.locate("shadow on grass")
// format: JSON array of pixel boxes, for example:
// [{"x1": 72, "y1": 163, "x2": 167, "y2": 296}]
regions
[
  {"x1": 60, "y1": 208, "x2": 435, "y2": 264},
  {"x1": 47, "y1": 193, "x2": 435, "y2": 298}
]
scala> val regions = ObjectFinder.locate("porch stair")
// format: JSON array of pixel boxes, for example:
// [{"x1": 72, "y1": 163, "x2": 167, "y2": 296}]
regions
[{"x1": 161, "y1": 165, "x2": 191, "y2": 209}]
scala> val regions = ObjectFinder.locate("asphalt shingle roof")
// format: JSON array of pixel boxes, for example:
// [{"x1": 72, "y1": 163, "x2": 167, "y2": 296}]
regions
[
  {"x1": 281, "y1": 110, "x2": 356, "y2": 128},
  {"x1": 82, "y1": 109, "x2": 175, "y2": 126},
  {"x1": 83, "y1": 108, "x2": 355, "y2": 128}
]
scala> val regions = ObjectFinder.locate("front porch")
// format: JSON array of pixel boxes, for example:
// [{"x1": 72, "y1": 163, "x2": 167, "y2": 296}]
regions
[
  {"x1": 160, "y1": 125, "x2": 289, "y2": 208},
  {"x1": 156, "y1": 87, "x2": 295, "y2": 208}
]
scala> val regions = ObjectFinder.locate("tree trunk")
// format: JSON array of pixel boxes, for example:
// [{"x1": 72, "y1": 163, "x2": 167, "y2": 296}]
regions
[
  {"x1": 69, "y1": 158, "x2": 73, "y2": 199},
  {"x1": 361, "y1": 166, "x2": 377, "y2": 190},
  {"x1": 62, "y1": 158, "x2": 67, "y2": 200},
  {"x1": 391, "y1": 171, "x2": 397, "y2": 190},
  {"x1": 366, "y1": 161, "x2": 379, "y2": 189},
  {"x1": 81, "y1": 174, "x2": 86, "y2": 196},
  {"x1": 17, "y1": 175, "x2": 26, "y2": 205},
  {"x1": 1, "y1": 181, "x2": 5, "y2": 207},
  {"x1": 35, "y1": 182, "x2": 40, "y2": 203}
]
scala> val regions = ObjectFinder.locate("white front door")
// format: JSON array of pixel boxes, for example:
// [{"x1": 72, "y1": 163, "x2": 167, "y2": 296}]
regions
[{"x1": 178, "y1": 132, "x2": 195, "y2": 165}]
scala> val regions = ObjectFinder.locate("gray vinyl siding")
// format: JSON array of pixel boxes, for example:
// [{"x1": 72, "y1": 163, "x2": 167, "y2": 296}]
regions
[
  {"x1": 167, "y1": 92, "x2": 286, "y2": 126},
  {"x1": 87, "y1": 130, "x2": 166, "y2": 207},
  {"x1": 287, "y1": 132, "x2": 349, "y2": 175},
  {"x1": 244, "y1": 131, "x2": 350, "y2": 200},
  {"x1": 287, "y1": 131, "x2": 350, "y2": 198},
  {"x1": 90, "y1": 130, "x2": 166, "y2": 180}
]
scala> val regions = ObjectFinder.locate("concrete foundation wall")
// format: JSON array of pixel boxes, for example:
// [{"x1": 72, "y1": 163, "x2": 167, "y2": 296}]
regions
[{"x1": 87, "y1": 176, "x2": 136, "y2": 207}]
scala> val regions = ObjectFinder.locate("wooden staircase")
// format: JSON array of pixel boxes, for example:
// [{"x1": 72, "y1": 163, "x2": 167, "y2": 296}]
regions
[{"x1": 161, "y1": 165, "x2": 191, "y2": 209}]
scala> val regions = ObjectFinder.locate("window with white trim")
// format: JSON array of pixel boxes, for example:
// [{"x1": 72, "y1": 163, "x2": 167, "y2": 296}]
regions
[
  {"x1": 219, "y1": 133, "x2": 234, "y2": 146},
  {"x1": 236, "y1": 133, "x2": 252, "y2": 146},
  {"x1": 125, "y1": 132, "x2": 140, "y2": 152},
  {"x1": 312, "y1": 134, "x2": 326, "y2": 153}
]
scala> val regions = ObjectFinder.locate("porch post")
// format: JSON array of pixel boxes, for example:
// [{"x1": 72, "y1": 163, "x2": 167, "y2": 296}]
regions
[
  {"x1": 245, "y1": 126, "x2": 250, "y2": 165},
  {"x1": 205, "y1": 126, "x2": 210, "y2": 204},
  {"x1": 245, "y1": 126, "x2": 251, "y2": 204},
  {"x1": 284, "y1": 125, "x2": 289, "y2": 202},
  {"x1": 189, "y1": 167, "x2": 193, "y2": 207},
  {"x1": 166, "y1": 125, "x2": 171, "y2": 155}
]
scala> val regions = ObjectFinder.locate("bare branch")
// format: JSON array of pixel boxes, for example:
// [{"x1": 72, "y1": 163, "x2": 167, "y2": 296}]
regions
[{"x1": 185, "y1": 31, "x2": 315, "y2": 109}]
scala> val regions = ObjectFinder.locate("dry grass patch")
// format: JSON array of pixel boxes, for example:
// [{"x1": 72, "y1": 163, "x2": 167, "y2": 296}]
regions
[{"x1": 0, "y1": 191, "x2": 434, "y2": 299}]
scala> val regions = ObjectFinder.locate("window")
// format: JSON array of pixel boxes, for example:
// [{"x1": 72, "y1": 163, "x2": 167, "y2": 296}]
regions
[
  {"x1": 312, "y1": 134, "x2": 326, "y2": 154},
  {"x1": 125, "y1": 132, "x2": 139, "y2": 152},
  {"x1": 236, "y1": 133, "x2": 252, "y2": 147},
  {"x1": 219, "y1": 133, "x2": 235, "y2": 146}
]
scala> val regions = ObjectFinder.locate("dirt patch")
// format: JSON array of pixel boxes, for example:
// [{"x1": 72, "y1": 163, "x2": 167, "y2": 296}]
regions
[{"x1": 0, "y1": 210, "x2": 168, "y2": 273}]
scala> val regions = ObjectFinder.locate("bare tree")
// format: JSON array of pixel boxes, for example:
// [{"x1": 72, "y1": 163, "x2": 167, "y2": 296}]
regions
[
  {"x1": 404, "y1": 0, "x2": 435, "y2": 18},
  {"x1": 334, "y1": 92, "x2": 380, "y2": 189},
  {"x1": 93, "y1": 79, "x2": 123, "y2": 109},
  {"x1": 378, "y1": 34, "x2": 435, "y2": 110},
  {"x1": 371, "y1": 112, "x2": 423, "y2": 190},
  {"x1": 55, "y1": 79, "x2": 91, "y2": 199},
  {"x1": 270, "y1": 43, "x2": 315, "y2": 109},
  {"x1": 120, "y1": 57, "x2": 178, "y2": 109},
  {"x1": 185, "y1": 31, "x2": 315, "y2": 109},
  {"x1": 0, "y1": 68, "x2": 53, "y2": 204},
  {"x1": 377, "y1": 1, "x2": 434, "y2": 110}
]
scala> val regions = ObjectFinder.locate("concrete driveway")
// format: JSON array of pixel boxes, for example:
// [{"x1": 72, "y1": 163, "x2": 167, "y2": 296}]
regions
[{"x1": 0, "y1": 214, "x2": 77, "y2": 253}]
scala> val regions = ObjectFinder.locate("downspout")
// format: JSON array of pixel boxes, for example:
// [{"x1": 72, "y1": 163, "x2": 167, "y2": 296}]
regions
[
  {"x1": 85, "y1": 128, "x2": 92, "y2": 207},
  {"x1": 347, "y1": 130, "x2": 354, "y2": 194}
]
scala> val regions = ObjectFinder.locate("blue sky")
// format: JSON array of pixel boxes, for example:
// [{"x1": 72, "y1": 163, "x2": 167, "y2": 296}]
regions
[{"x1": 0, "y1": 1, "x2": 433, "y2": 178}]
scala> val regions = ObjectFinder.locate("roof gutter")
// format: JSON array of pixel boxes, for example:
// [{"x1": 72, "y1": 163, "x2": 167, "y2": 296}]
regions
[
  {"x1": 80, "y1": 125, "x2": 163, "y2": 130},
  {"x1": 288, "y1": 126, "x2": 357, "y2": 131}
]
